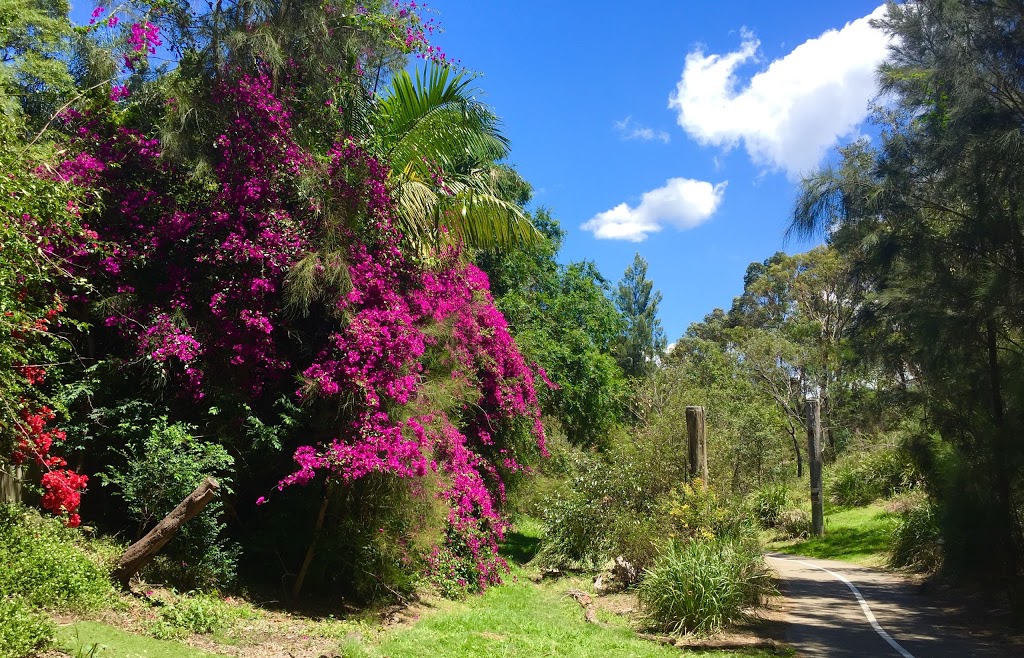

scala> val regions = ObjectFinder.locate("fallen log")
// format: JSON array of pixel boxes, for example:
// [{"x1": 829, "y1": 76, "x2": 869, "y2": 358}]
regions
[
  {"x1": 566, "y1": 589, "x2": 599, "y2": 625},
  {"x1": 112, "y1": 477, "x2": 220, "y2": 588}
]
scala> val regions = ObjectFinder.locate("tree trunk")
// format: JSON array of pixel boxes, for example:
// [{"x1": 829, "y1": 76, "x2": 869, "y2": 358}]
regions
[
  {"x1": 987, "y1": 322, "x2": 1021, "y2": 591},
  {"x1": 112, "y1": 477, "x2": 220, "y2": 589},
  {"x1": 291, "y1": 482, "x2": 332, "y2": 600}
]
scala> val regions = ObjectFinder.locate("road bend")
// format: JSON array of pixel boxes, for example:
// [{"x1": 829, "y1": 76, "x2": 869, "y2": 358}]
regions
[{"x1": 766, "y1": 553, "x2": 1012, "y2": 657}]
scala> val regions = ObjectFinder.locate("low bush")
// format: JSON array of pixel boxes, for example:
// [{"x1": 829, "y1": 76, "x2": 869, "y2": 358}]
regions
[
  {"x1": 776, "y1": 508, "x2": 811, "y2": 539},
  {"x1": 889, "y1": 496, "x2": 942, "y2": 572},
  {"x1": 638, "y1": 537, "x2": 772, "y2": 635},
  {"x1": 149, "y1": 592, "x2": 258, "y2": 639},
  {"x1": 537, "y1": 436, "x2": 755, "y2": 575},
  {"x1": 825, "y1": 447, "x2": 916, "y2": 507},
  {"x1": 749, "y1": 483, "x2": 789, "y2": 529},
  {"x1": 0, "y1": 597, "x2": 54, "y2": 658},
  {"x1": 100, "y1": 416, "x2": 238, "y2": 590},
  {"x1": 0, "y1": 504, "x2": 113, "y2": 611}
]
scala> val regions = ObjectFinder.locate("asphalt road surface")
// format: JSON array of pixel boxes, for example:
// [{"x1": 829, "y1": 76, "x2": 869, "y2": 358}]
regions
[{"x1": 766, "y1": 553, "x2": 1015, "y2": 657}]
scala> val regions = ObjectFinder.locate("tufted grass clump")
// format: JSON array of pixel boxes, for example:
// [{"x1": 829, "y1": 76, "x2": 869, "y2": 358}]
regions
[{"x1": 638, "y1": 537, "x2": 772, "y2": 636}]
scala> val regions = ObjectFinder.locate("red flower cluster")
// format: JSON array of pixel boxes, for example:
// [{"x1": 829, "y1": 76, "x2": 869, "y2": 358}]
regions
[{"x1": 13, "y1": 406, "x2": 88, "y2": 528}]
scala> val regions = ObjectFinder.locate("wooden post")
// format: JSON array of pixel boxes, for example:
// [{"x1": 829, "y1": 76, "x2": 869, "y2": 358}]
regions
[
  {"x1": 685, "y1": 406, "x2": 709, "y2": 484},
  {"x1": 806, "y1": 399, "x2": 824, "y2": 537},
  {"x1": 1, "y1": 464, "x2": 23, "y2": 504},
  {"x1": 112, "y1": 477, "x2": 220, "y2": 588}
]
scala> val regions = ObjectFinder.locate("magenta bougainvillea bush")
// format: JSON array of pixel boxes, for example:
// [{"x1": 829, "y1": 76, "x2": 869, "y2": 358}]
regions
[{"x1": 52, "y1": 69, "x2": 546, "y2": 590}]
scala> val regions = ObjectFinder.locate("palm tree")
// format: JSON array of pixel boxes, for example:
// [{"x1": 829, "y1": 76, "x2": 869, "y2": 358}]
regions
[{"x1": 371, "y1": 65, "x2": 540, "y2": 251}]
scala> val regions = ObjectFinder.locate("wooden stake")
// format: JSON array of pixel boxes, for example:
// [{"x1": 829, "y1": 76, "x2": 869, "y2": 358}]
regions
[
  {"x1": 685, "y1": 406, "x2": 709, "y2": 484},
  {"x1": 806, "y1": 399, "x2": 824, "y2": 537},
  {"x1": 112, "y1": 477, "x2": 220, "y2": 588}
]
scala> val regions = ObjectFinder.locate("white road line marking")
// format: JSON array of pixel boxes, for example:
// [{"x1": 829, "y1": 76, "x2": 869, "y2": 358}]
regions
[{"x1": 773, "y1": 555, "x2": 916, "y2": 658}]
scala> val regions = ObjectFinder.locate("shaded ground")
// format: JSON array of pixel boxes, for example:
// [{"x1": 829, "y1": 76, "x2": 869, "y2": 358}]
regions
[{"x1": 768, "y1": 553, "x2": 1023, "y2": 658}]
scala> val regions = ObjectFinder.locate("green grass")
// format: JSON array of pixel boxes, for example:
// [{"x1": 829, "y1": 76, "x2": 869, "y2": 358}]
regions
[
  {"x1": 768, "y1": 504, "x2": 897, "y2": 565},
  {"x1": 56, "y1": 621, "x2": 230, "y2": 658},
  {"x1": 341, "y1": 567, "x2": 780, "y2": 658},
  {"x1": 499, "y1": 517, "x2": 545, "y2": 565}
]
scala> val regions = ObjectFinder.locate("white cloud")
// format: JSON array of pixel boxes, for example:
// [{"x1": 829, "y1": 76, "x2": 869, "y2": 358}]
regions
[
  {"x1": 581, "y1": 178, "x2": 726, "y2": 242},
  {"x1": 668, "y1": 5, "x2": 890, "y2": 178},
  {"x1": 614, "y1": 116, "x2": 670, "y2": 144}
]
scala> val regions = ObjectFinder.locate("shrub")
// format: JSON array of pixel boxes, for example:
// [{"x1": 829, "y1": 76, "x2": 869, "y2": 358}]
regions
[
  {"x1": 100, "y1": 417, "x2": 238, "y2": 590},
  {"x1": 776, "y1": 508, "x2": 811, "y2": 539},
  {"x1": 0, "y1": 597, "x2": 54, "y2": 658},
  {"x1": 750, "y1": 483, "x2": 789, "y2": 529},
  {"x1": 889, "y1": 497, "x2": 943, "y2": 572},
  {"x1": 537, "y1": 426, "x2": 689, "y2": 570},
  {"x1": 638, "y1": 537, "x2": 772, "y2": 635},
  {"x1": 0, "y1": 505, "x2": 112, "y2": 611},
  {"x1": 825, "y1": 447, "x2": 915, "y2": 507},
  {"x1": 149, "y1": 592, "x2": 257, "y2": 639},
  {"x1": 537, "y1": 437, "x2": 756, "y2": 575}
]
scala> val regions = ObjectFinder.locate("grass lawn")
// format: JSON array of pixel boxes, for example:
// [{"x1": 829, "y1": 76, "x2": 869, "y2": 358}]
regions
[
  {"x1": 48, "y1": 521, "x2": 788, "y2": 658},
  {"x1": 56, "y1": 621, "x2": 229, "y2": 658},
  {"x1": 767, "y1": 503, "x2": 897, "y2": 565},
  {"x1": 346, "y1": 568, "x2": 782, "y2": 658}
]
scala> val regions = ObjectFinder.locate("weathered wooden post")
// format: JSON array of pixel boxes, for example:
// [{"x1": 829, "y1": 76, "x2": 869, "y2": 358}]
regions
[
  {"x1": 685, "y1": 406, "x2": 709, "y2": 484},
  {"x1": 806, "y1": 398, "x2": 824, "y2": 536},
  {"x1": 1, "y1": 464, "x2": 22, "y2": 504}
]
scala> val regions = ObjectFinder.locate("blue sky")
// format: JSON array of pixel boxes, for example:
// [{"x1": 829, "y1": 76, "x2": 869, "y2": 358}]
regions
[
  {"x1": 428, "y1": 0, "x2": 890, "y2": 341},
  {"x1": 68, "y1": 1, "x2": 890, "y2": 341}
]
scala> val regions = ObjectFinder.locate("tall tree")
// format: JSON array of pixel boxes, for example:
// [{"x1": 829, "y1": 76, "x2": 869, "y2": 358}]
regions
[
  {"x1": 791, "y1": 0, "x2": 1024, "y2": 596},
  {"x1": 614, "y1": 253, "x2": 667, "y2": 379},
  {"x1": 477, "y1": 211, "x2": 626, "y2": 448}
]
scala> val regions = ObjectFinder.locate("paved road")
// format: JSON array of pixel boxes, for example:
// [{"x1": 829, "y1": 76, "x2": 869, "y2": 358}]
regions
[{"x1": 767, "y1": 553, "x2": 1015, "y2": 657}]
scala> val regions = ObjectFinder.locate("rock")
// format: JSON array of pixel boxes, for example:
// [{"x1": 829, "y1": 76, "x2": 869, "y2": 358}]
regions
[{"x1": 612, "y1": 556, "x2": 638, "y2": 586}]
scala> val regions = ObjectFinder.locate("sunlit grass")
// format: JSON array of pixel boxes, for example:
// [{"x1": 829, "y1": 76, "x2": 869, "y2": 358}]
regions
[
  {"x1": 768, "y1": 503, "x2": 897, "y2": 565},
  {"x1": 347, "y1": 567, "x2": 782, "y2": 658},
  {"x1": 56, "y1": 621, "x2": 229, "y2": 658}
]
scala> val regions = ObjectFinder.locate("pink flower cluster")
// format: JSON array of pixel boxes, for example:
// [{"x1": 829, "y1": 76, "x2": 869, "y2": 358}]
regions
[{"x1": 55, "y1": 70, "x2": 544, "y2": 588}]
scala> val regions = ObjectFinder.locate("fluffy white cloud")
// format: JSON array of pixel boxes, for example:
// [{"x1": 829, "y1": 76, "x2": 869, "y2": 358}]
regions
[
  {"x1": 582, "y1": 178, "x2": 726, "y2": 242},
  {"x1": 668, "y1": 5, "x2": 890, "y2": 177},
  {"x1": 614, "y1": 116, "x2": 670, "y2": 144}
]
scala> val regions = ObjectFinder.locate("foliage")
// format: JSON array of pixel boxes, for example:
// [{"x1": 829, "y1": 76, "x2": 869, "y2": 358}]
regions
[
  {"x1": 614, "y1": 254, "x2": 666, "y2": 380},
  {"x1": 537, "y1": 432, "x2": 753, "y2": 574},
  {"x1": 148, "y1": 592, "x2": 255, "y2": 640},
  {"x1": 638, "y1": 537, "x2": 772, "y2": 636},
  {"x1": 889, "y1": 495, "x2": 943, "y2": 572},
  {"x1": 0, "y1": 596, "x2": 54, "y2": 658},
  {"x1": 0, "y1": 129, "x2": 91, "y2": 526},
  {"x1": 0, "y1": 0, "x2": 74, "y2": 129},
  {"x1": 100, "y1": 416, "x2": 237, "y2": 589},
  {"x1": 0, "y1": 505, "x2": 113, "y2": 611},
  {"x1": 750, "y1": 483, "x2": 790, "y2": 529},
  {"x1": 373, "y1": 66, "x2": 541, "y2": 250},
  {"x1": 45, "y1": 53, "x2": 545, "y2": 592},
  {"x1": 791, "y1": 0, "x2": 1024, "y2": 590},
  {"x1": 825, "y1": 447, "x2": 915, "y2": 507},
  {"x1": 650, "y1": 338, "x2": 791, "y2": 492},
  {"x1": 479, "y1": 212, "x2": 627, "y2": 449},
  {"x1": 776, "y1": 509, "x2": 810, "y2": 540}
]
